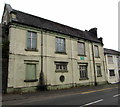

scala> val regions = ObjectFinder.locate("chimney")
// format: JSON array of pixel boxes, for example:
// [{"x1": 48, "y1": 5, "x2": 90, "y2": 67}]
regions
[
  {"x1": 98, "y1": 37, "x2": 103, "y2": 43},
  {"x1": 89, "y1": 27, "x2": 97, "y2": 37}
]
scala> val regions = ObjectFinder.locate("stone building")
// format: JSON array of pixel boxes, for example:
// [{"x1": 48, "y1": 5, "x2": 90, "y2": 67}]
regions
[
  {"x1": 104, "y1": 48, "x2": 120, "y2": 84},
  {"x1": 2, "y1": 4, "x2": 107, "y2": 93}
]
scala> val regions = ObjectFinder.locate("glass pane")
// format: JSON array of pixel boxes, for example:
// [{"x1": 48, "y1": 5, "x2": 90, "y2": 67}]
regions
[
  {"x1": 32, "y1": 38, "x2": 37, "y2": 49},
  {"x1": 27, "y1": 38, "x2": 31, "y2": 49}
]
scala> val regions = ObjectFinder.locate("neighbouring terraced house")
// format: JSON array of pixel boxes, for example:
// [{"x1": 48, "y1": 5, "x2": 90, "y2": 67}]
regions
[
  {"x1": 2, "y1": 4, "x2": 107, "y2": 93},
  {"x1": 104, "y1": 48, "x2": 120, "y2": 84}
]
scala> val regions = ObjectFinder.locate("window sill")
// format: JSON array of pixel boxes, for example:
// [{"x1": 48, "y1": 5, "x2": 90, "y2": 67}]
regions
[
  {"x1": 55, "y1": 52, "x2": 67, "y2": 55},
  {"x1": 97, "y1": 75, "x2": 102, "y2": 77},
  {"x1": 25, "y1": 49, "x2": 38, "y2": 52},
  {"x1": 79, "y1": 78, "x2": 89, "y2": 80},
  {"x1": 24, "y1": 79, "x2": 38, "y2": 82},
  {"x1": 78, "y1": 54, "x2": 86, "y2": 56},
  {"x1": 95, "y1": 56, "x2": 100, "y2": 58},
  {"x1": 55, "y1": 70, "x2": 68, "y2": 73}
]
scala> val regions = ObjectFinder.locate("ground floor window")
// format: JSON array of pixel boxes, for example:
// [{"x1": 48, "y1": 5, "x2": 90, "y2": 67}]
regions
[
  {"x1": 79, "y1": 64, "x2": 88, "y2": 79},
  {"x1": 96, "y1": 65, "x2": 102, "y2": 77},
  {"x1": 55, "y1": 62, "x2": 68, "y2": 72},
  {"x1": 24, "y1": 61, "x2": 38, "y2": 82},
  {"x1": 109, "y1": 69, "x2": 115, "y2": 76}
]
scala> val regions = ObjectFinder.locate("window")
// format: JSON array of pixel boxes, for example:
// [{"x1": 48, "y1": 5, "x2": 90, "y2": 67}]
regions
[
  {"x1": 96, "y1": 65, "x2": 102, "y2": 77},
  {"x1": 108, "y1": 56, "x2": 113, "y2": 64},
  {"x1": 26, "y1": 31, "x2": 37, "y2": 50},
  {"x1": 56, "y1": 37, "x2": 65, "y2": 53},
  {"x1": 109, "y1": 70, "x2": 115, "y2": 76},
  {"x1": 78, "y1": 42, "x2": 85, "y2": 55},
  {"x1": 79, "y1": 64, "x2": 88, "y2": 79},
  {"x1": 24, "y1": 63, "x2": 38, "y2": 82},
  {"x1": 94, "y1": 45, "x2": 99, "y2": 57},
  {"x1": 55, "y1": 62, "x2": 68, "y2": 72}
]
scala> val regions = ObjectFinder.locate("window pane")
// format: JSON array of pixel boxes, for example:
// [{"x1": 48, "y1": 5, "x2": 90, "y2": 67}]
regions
[
  {"x1": 94, "y1": 45, "x2": 99, "y2": 57},
  {"x1": 78, "y1": 42, "x2": 85, "y2": 55},
  {"x1": 32, "y1": 38, "x2": 37, "y2": 49},
  {"x1": 27, "y1": 31, "x2": 37, "y2": 49},
  {"x1": 108, "y1": 56, "x2": 113, "y2": 64},
  {"x1": 27, "y1": 38, "x2": 31, "y2": 49},
  {"x1": 79, "y1": 64, "x2": 87, "y2": 79},
  {"x1": 56, "y1": 37, "x2": 65, "y2": 52}
]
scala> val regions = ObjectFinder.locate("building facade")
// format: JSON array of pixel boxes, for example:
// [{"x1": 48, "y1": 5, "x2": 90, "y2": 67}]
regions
[
  {"x1": 104, "y1": 48, "x2": 120, "y2": 84},
  {"x1": 2, "y1": 4, "x2": 107, "y2": 93}
]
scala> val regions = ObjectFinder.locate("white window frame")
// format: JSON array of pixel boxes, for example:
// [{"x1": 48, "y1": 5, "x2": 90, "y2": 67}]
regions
[
  {"x1": 79, "y1": 63, "x2": 88, "y2": 79},
  {"x1": 55, "y1": 62, "x2": 68, "y2": 72},
  {"x1": 26, "y1": 31, "x2": 37, "y2": 50}
]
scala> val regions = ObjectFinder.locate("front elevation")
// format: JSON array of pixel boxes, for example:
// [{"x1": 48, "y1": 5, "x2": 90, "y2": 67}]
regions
[{"x1": 2, "y1": 4, "x2": 107, "y2": 93}]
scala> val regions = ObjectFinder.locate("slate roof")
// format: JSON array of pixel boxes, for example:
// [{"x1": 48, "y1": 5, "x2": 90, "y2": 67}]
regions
[
  {"x1": 104, "y1": 48, "x2": 120, "y2": 55},
  {"x1": 7, "y1": 4, "x2": 102, "y2": 44}
]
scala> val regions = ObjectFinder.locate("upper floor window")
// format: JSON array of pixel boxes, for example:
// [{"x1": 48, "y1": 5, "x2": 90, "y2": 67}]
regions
[
  {"x1": 108, "y1": 56, "x2": 113, "y2": 64},
  {"x1": 94, "y1": 45, "x2": 99, "y2": 58},
  {"x1": 78, "y1": 42, "x2": 85, "y2": 56},
  {"x1": 56, "y1": 37, "x2": 65, "y2": 53},
  {"x1": 26, "y1": 31, "x2": 37, "y2": 50}
]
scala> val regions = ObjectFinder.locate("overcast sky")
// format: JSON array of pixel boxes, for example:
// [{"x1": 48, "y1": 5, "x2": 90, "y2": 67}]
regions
[{"x1": 0, "y1": 0, "x2": 119, "y2": 51}]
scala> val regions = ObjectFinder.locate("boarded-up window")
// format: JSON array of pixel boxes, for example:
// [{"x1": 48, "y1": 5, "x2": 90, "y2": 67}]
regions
[
  {"x1": 56, "y1": 37, "x2": 65, "y2": 53},
  {"x1": 78, "y1": 42, "x2": 85, "y2": 55},
  {"x1": 26, "y1": 64, "x2": 36, "y2": 80},
  {"x1": 27, "y1": 31, "x2": 37, "y2": 49},
  {"x1": 94, "y1": 45, "x2": 99, "y2": 57},
  {"x1": 108, "y1": 56, "x2": 113, "y2": 64}
]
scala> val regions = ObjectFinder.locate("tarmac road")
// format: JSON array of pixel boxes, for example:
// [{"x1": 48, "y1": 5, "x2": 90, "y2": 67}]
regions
[{"x1": 2, "y1": 83, "x2": 120, "y2": 106}]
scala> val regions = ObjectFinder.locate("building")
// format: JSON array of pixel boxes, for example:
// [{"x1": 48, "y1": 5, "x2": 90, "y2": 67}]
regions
[
  {"x1": 2, "y1": 4, "x2": 107, "y2": 93},
  {"x1": 104, "y1": 48, "x2": 120, "y2": 84}
]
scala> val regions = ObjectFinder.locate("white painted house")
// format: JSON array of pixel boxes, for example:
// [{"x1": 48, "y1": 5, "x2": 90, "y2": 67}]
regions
[{"x1": 104, "y1": 48, "x2": 120, "y2": 84}]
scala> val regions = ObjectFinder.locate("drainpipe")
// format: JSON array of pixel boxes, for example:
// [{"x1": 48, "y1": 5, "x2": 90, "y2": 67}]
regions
[
  {"x1": 91, "y1": 42, "x2": 97, "y2": 86},
  {"x1": 70, "y1": 37, "x2": 74, "y2": 87},
  {"x1": 39, "y1": 29, "x2": 45, "y2": 90}
]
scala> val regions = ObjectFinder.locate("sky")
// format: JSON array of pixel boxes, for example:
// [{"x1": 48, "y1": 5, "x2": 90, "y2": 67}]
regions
[{"x1": 0, "y1": 0, "x2": 119, "y2": 51}]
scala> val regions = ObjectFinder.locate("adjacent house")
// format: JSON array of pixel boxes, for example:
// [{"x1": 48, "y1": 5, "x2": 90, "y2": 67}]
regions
[
  {"x1": 104, "y1": 48, "x2": 120, "y2": 84},
  {"x1": 2, "y1": 4, "x2": 107, "y2": 93}
]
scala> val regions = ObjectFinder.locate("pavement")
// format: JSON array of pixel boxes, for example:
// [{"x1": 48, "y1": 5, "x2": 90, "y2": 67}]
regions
[{"x1": 2, "y1": 83, "x2": 120, "y2": 103}]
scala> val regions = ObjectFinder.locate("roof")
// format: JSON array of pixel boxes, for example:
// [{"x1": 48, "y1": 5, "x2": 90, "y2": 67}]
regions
[
  {"x1": 6, "y1": 4, "x2": 102, "y2": 44},
  {"x1": 104, "y1": 48, "x2": 120, "y2": 56}
]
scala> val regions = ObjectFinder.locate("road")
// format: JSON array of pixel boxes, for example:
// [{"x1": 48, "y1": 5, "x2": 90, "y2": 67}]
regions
[{"x1": 3, "y1": 84, "x2": 120, "y2": 106}]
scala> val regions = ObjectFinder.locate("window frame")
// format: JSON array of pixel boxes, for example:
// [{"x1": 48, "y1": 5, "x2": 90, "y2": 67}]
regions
[
  {"x1": 78, "y1": 63, "x2": 88, "y2": 80},
  {"x1": 94, "y1": 45, "x2": 99, "y2": 58},
  {"x1": 78, "y1": 42, "x2": 86, "y2": 56},
  {"x1": 107, "y1": 55, "x2": 113, "y2": 64},
  {"x1": 96, "y1": 64, "x2": 102, "y2": 77},
  {"x1": 55, "y1": 62, "x2": 68, "y2": 72},
  {"x1": 55, "y1": 37, "x2": 66, "y2": 54},
  {"x1": 25, "y1": 31, "x2": 38, "y2": 51},
  {"x1": 109, "y1": 69, "x2": 115, "y2": 76},
  {"x1": 24, "y1": 61, "x2": 38, "y2": 82}
]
